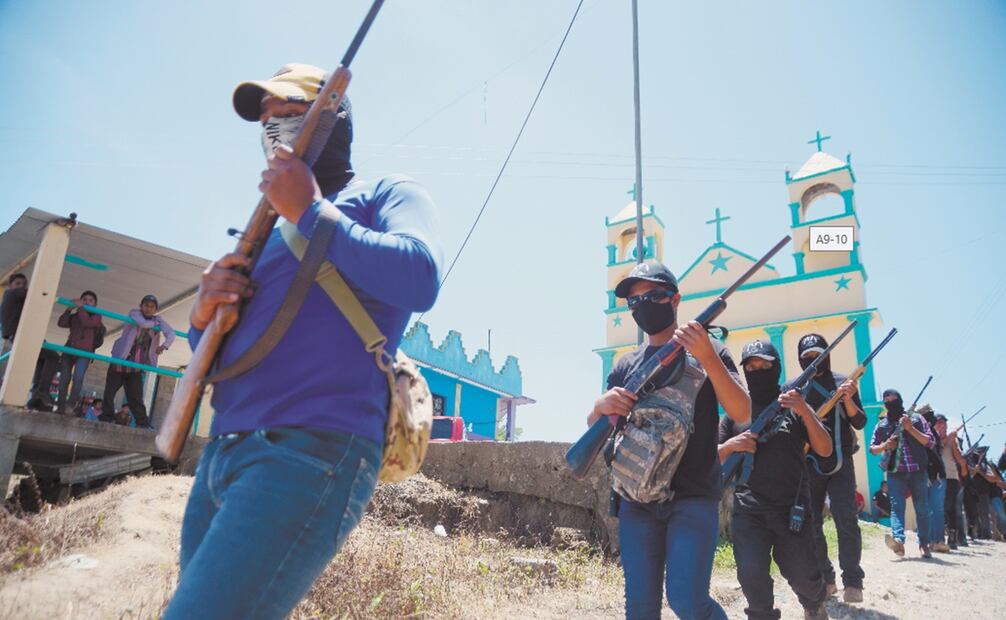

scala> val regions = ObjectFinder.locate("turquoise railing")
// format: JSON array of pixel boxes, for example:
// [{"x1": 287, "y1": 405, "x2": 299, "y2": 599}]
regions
[
  {"x1": 40, "y1": 341, "x2": 203, "y2": 436},
  {"x1": 56, "y1": 297, "x2": 189, "y2": 339}
]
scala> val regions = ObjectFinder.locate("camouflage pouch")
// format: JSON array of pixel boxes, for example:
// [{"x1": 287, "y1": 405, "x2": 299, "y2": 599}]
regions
[{"x1": 611, "y1": 355, "x2": 707, "y2": 503}]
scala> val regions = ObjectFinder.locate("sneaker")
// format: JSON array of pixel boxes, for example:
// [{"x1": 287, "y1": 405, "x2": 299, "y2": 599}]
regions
[
  {"x1": 920, "y1": 545, "x2": 933, "y2": 559},
  {"x1": 932, "y1": 542, "x2": 951, "y2": 553},
  {"x1": 843, "y1": 586, "x2": 863, "y2": 603},
  {"x1": 825, "y1": 582, "x2": 838, "y2": 597},
  {"x1": 804, "y1": 605, "x2": 828, "y2": 620},
  {"x1": 885, "y1": 534, "x2": 905, "y2": 557}
]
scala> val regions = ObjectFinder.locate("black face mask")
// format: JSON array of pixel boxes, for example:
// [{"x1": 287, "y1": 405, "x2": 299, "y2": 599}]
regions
[
  {"x1": 744, "y1": 366, "x2": 781, "y2": 405},
  {"x1": 885, "y1": 398, "x2": 905, "y2": 418},
  {"x1": 631, "y1": 300, "x2": 676, "y2": 335},
  {"x1": 799, "y1": 354, "x2": 831, "y2": 377}
]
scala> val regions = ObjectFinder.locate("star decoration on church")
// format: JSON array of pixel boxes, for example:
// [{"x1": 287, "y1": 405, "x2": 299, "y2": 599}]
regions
[
  {"x1": 709, "y1": 251, "x2": 732, "y2": 274},
  {"x1": 613, "y1": 316, "x2": 623, "y2": 327},
  {"x1": 835, "y1": 276, "x2": 851, "y2": 291}
]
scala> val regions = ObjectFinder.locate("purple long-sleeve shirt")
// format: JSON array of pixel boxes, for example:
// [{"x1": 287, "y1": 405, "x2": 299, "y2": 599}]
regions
[
  {"x1": 109, "y1": 309, "x2": 176, "y2": 370},
  {"x1": 190, "y1": 175, "x2": 442, "y2": 442}
]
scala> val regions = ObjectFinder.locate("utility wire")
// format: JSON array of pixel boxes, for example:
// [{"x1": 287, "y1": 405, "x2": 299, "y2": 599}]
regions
[{"x1": 419, "y1": 0, "x2": 586, "y2": 321}]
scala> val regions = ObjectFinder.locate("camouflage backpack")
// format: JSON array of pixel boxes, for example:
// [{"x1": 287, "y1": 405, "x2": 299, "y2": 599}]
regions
[
  {"x1": 280, "y1": 220, "x2": 433, "y2": 483},
  {"x1": 611, "y1": 353, "x2": 707, "y2": 503}
]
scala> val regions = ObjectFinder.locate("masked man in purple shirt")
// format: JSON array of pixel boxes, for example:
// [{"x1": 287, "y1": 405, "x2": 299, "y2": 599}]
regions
[{"x1": 871, "y1": 388, "x2": 936, "y2": 558}]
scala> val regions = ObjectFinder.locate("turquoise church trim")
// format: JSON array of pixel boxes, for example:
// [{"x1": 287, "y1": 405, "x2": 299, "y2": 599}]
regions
[
  {"x1": 65, "y1": 254, "x2": 108, "y2": 271},
  {"x1": 678, "y1": 242, "x2": 779, "y2": 283},
  {"x1": 763, "y1": 325, "x2": 788, "y2": 370},
  {"x1": 399, "y1": 322, "x2": 523, "y2": 397}
]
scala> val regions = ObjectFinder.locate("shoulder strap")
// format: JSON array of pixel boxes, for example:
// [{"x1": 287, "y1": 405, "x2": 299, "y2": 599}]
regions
[
  {"x1": 279, "y1": 206, "x2": 392, "y2": 374},
  {"x1": 204, "y1": 207, "x2": 339, "y2": 385}
]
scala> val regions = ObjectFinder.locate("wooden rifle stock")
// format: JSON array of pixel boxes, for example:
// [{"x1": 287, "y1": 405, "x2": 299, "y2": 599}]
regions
[
  {"x1": 155, "y1": 0, "x2": 385, "y2": 462},
  {"x1": 812, "y1": 328, "x2": 897, "y2": 422}
]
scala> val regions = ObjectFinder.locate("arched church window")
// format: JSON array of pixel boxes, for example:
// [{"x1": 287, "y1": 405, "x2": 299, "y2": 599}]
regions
[{"x1": 801, "y1": 183, "x2": 845, "y2": 223}]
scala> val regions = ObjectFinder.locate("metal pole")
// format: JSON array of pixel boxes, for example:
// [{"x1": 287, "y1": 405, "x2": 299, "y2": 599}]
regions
[{"x1": 631, "y1": 0, "x2": 645, "y2": 345}]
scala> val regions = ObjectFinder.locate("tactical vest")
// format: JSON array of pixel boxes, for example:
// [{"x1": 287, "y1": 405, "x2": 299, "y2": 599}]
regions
[{"x1": 611, "y1": 353, "x2": 707, "y2": 504}]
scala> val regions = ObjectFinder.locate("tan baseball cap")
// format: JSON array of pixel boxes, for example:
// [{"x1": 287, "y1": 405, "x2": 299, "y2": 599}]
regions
[{"x1": 232, "y1": 63, "x2": 327, "y2": 122}]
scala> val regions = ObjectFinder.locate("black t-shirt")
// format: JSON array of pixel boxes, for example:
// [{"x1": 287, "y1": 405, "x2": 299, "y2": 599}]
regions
[
  {"x1": 606, "y1": 339, "x2": 740, "y2": 500},
  {"x1": 873, "y1": 490, "x2": 891, "y2": 514},
  {"x1": 720, "y1": 396, "x2": 810, "y2": 513},
  {"x1": 804, "y1": 371, "x2": 865, "y2": 452}
]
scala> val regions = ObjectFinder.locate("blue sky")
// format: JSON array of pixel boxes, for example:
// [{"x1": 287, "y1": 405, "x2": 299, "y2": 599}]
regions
[{"x1": 1, "y1": 1, "x2": 1004, "y2": 454}]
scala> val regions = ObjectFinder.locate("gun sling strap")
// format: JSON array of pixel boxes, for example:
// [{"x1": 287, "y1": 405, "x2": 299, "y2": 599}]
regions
[{"x1": 205, "y1": 203, "x2": 391, "y2": 385}]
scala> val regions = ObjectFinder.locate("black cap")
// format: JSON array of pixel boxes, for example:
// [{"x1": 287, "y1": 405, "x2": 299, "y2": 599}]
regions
[
  {"x1": 798, "y1": 333, "x2": 829, "y2": 358},
  {"x1": 141, "y1": 294, "x2": 159, "y2": 308},
  {"x1": 934, "y1": 414, "x2": 948, "y2": 423},
  {"x1": 741, "y1": 340, "x2": 779, "y2": 364},
  {"x1": 614, "y1": 262, "x2": 679, "y2": 298},
  {"x1": 882, "y1": 388, "x2": 902, "y2": 400}
]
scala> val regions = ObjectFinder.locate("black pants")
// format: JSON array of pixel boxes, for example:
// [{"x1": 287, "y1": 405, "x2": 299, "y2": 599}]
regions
[
  {"x1": 733, "y1": 508, "x2": 826, "y2": 619},
  {"x1": 808, "y1": 455, "x2": 864, "y2": 589},
  {"x1": 977, "y1": 495, "x2": 993, "y2": 539},
  {"x1": 31, "y1": 349, "x2": 60, "y2": 397},
  {"x1": 944, "y1": 478, "x2": 961, "y2": 542},
  {"x1": 103, "y1": 368, "x2": 147, "y2": 426}
]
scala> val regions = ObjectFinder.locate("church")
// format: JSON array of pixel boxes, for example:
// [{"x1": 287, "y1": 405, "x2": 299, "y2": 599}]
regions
[{"x1": 594, "y1": 134, "x2": 887, "y2": 505}]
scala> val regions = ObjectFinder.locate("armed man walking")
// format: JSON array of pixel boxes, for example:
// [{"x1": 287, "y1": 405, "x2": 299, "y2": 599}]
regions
[
  {"x1": 162, "y1": 63, "x2": 442, "y2": 619},
  {"x1": 870, "y1": 389, "x2": 936, "y2": 558},
  {"x1": 796, "y1": 333, "x2": 867, "y2": 602},
  {"x1": 718, "y1": 340, "x2": 833, "y2": 620},
  {"x1": 587, "y1": 262, "x2": 750, "y2": 620}
]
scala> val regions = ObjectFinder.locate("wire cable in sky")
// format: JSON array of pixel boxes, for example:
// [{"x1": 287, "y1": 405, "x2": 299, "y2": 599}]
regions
[{"x1": 421, "y1": 0, "x2": 586, "y2": 315}]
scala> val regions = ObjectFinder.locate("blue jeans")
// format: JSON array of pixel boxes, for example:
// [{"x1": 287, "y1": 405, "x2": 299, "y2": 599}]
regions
[
  {"x1": 888, "y1": 471, "x2": 931, "y2": 546},
  {"x1": 618, "y1": 496, "x2": 727, "y2": 620},
  {"x1": 57, "y1": 354, "x2": 91, "y2": 409},
  {"x1": 928, "y1": 478, "x2": 946, "y2": 544},
  {"x1": 992, "y1": 496, "x2": 1006, "y2": 534},
  {"x1": 163, "y1": 427, "x2": 382, "y2": 620}
]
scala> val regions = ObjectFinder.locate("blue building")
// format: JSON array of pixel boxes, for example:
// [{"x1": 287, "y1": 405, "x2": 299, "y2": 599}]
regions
[{"x1": 398, "y1": 322, "x2": 533, "y2": 441}]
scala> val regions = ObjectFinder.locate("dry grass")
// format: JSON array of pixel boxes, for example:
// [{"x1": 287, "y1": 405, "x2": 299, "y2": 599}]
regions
[
  {"x1": 292, "y1": 517, "x2": 623, "y2": 619},
  {"x1": 0, "y1": 493, "x2": 117, "y2": 574}
]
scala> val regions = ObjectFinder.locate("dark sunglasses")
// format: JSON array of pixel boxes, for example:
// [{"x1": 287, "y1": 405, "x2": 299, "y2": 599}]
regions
[{"x1": 626, "y1": 289, "x2": 673, "y2": 308}]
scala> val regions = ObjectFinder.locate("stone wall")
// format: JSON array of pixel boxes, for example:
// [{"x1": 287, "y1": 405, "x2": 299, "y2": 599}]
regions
[{"x1": 421, "y1": 441, "x2": 621, "y2": 552}]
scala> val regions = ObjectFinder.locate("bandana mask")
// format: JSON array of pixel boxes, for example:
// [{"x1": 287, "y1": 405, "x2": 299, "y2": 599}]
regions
[{"x1": 261, "y1": 114, "x2": 304, "y2": 158}]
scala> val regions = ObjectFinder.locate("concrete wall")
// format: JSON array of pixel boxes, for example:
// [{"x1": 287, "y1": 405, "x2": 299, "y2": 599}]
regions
[{"x1": 421, "y1": 441, "x2": 620, "y2": 552}]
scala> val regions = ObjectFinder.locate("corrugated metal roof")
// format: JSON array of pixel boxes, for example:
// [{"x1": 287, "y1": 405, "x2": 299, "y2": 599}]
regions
[{"x1": 0, "y1": 208, "x2": 209, "y2": 368}]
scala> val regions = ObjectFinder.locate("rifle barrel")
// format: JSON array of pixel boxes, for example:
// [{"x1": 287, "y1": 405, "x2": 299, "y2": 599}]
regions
[{"x1": 342, "y1": 0, "x2": 386, "y2": 66}]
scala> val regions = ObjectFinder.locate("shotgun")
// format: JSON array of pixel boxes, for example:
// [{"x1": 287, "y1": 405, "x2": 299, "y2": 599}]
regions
[
  {"x1": 722, "y1": 320, "x2": 857, "y2": 486},
  {"x1": 886, "y1": 374, "x2": 933, "y2": 473},
  {"x1": 950, "y1": 405, "x2": 986, "y2": 436},
  {"x1": 810, "y1": 328, "x2": 897, "y2": 423},
  {"x1": 156, "y1": 0, "x2": 386, "y2": 462},
  {"x1": 565, "y1": 235, "x2": 791, "y2": 480}
]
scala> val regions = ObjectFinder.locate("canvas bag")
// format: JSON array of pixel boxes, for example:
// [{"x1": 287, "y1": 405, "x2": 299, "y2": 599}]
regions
[
  {"x1": 610, "y1": 354, "x2": 707, "y2": 503},
  {"x1": 279, "y1": 218, "x2": 433, "y2": 483}
]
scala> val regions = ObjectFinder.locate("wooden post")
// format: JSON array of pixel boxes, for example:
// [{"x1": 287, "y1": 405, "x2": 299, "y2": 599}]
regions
[
  {"x1": 0, "y1": 432, "x2": 18, "y2": 500},
  {"x1": 0, "y1": 222, "x2": 71, "y2": 406}
]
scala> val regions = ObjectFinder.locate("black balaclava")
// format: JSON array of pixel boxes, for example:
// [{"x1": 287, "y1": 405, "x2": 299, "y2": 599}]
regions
[
  {"x1": 798, "y1": 333, "x2": 831, "y2": 378},
  {"x1": 631, "y1": 296, "x2": 676, "y2": 336},
  {"x1": 312, "y1": 97, "x2": 354, "y2": 196},
  {"x1": 883, "y1": 388, "x2": 905, "y2": 420},
  {"x1": 744, "y1": 362, "x2": 782, "y2": 407}
]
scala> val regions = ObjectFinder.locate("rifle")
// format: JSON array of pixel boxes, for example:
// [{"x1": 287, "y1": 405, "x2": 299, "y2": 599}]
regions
[
  {"x1": 950, "y1": 405, "x2": 986, "y2": 436},
  {"x1": 155, "y1": 0, "x2": 386, "y2": 462},
  {"x1": 721, "y1": 320, "x2": 858, "y2": 486},
  {"x1": 885, "y1": 374, "x2": 933, "y2": 473},
  {"x1": 565, "y1": 235, "x2": 791, "y2": 480},
  {"x1": 804, "y1": 327, "x2": 897, "y2": 476},
  {"x1": 811, "y1": 328, "x2": 897, "y2": 423}
]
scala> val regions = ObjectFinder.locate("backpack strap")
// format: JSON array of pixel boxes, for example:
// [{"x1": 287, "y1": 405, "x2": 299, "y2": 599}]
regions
[
  {"x1": 203, "y1": 204, "x2": 340, "y2": 385},
  {"x1": 278, "y1": 205, "x2": 393, "y2": 374}
]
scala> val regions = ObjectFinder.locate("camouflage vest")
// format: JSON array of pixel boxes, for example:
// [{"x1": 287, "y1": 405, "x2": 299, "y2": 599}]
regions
[{"x1": 611, "y1": 353, "x2": 707, "y2": 504}]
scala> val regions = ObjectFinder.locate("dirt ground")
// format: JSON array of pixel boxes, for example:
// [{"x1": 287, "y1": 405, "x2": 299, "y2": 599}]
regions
[{"x1": 1, "y1": 475, "x2": 1005, "y2": 619}]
